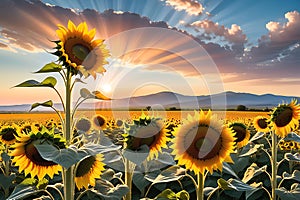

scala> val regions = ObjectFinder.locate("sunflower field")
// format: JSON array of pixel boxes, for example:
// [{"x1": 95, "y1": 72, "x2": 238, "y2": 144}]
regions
[{"x1": 1, "y1": 20, "x2": 300, "y2": 200}]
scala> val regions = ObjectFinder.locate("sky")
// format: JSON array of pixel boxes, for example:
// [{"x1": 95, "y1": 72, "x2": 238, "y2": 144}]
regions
[{"x1": 0, "y1": 0, "x2": 300, "y2": 105}]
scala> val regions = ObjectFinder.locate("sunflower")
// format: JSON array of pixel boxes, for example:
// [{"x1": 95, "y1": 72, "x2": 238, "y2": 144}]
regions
[
  {"x1": 54, "y1": 20, "x2": 110, "y2": 78},
  {"x1": 19, "y1": 122, "x2": 39, "y2": 134},
  {"x1": 75, "y1": 117, "x2": 92, "y2": 132},
  {"x1": 74, "y1": 154, "x2": 105, "y2": 190},
  {"x1": 92, "y1": 114, "x2": 107, "y2": 130},
  {"x1": 171, "y1": 110, "x2": 235, "y2": 175},
  {"x1": 253, "y1": 116, "x2": 269, "y2": 133},
  {"x1": 124, "y1": 113, "x2": 169, "y2": 160},
  {"x1": 270, "y1": 99, "x2": 300, "y2": 138},
  {"x1": 9, "y1": 128, "x2": 65, "y2": 180},
  {"x1": 0, "y1": 123, "x2": 20, "y2": 145},
  {"x1": 228, "y1": 122, "x2": 250, "y2": 149}
]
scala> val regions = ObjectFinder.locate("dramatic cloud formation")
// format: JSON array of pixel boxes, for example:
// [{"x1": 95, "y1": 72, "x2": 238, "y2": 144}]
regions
[
  {"x1": 164, "y1": 0, "x2": 204, "y2": 15},
  {"x1": 246, "y1": 11, "x2": 300, "y2": 66},
  {"x1": 0, "y1": 42, "x2": 8, "y2": 49}
]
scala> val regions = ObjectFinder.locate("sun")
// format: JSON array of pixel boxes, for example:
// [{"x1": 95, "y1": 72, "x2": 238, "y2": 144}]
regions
[{"x1": 102, "y1": 84, "x2": 112, "y2": 93}]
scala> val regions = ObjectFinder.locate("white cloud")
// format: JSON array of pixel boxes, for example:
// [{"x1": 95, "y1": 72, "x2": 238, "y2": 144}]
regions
[{"x1": 165, "y1": 0, "x2": 204, "y2": 15}]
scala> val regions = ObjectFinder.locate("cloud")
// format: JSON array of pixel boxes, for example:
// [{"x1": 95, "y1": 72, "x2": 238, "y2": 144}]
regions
[
  {"x1": 164, "y1": 0, "x2": 204, "y2": 15},
  {"x1": 189, "y1": 20, "x2": 247, "y2": 53},
  {"x1": 245, "y1": 11, "x2": 300, "y2": 65},
  {"x1": 0, "y1": 42, "x2": 8, "y2": 49}
]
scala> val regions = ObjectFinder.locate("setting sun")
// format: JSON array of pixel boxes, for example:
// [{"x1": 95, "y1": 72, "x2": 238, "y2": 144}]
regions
[{"x1": 101, "y1": 84, "x2": 112, "y2": 93}]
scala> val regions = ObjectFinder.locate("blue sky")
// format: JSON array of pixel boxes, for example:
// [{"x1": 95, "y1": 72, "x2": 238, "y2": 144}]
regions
[{"x1": 0, "y1": 0, "x2": 300, "y2": 105}]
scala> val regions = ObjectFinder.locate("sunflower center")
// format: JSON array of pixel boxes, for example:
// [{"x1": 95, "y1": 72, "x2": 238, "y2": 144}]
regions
[
  {"x1": 232, "y1": 125, "x2": 247, "y2": 142},
  {"x1": 185, "y1": 126, "x2": 222, "y2": 160},
  {"x1": 274, "y1": 107, "x2": 293, "y2": 127},
  {"x1": 76, "y1": 118, "x2": 91, "y2": 132},
  {"x1": 257, "y1": 118, "x2": 268, "y2": 129},
  {"x1": 94, "y1": 116, "x2": 106, "y2": 127},
  {"x1": 1, "y1": 128, "x2": 16, "y2": 141},
  {"x1": 64, "y1": 38, "x2": 92, "y2": 65},
  {"x1": 75, "y1": 156, "x2": 96, "y2": 177},
  {"x1": 25, "y1": 142, "x2": 57, "y2": 166},
  {"x1": 21, "y1": 125, "x2": 31, "y2": 134},
  {"x1": 130, "y1": 126, "x2": 160, "y2": 150}
]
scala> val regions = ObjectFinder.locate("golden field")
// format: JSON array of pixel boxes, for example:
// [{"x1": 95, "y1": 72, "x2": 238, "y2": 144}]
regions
[{"x1": 0, "y1": 110, "x2": 269, "y2": 124}]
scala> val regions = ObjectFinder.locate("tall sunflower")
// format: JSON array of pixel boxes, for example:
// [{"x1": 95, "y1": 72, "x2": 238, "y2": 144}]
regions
[
  {"x1": 9, "y1": 129, "x2": 65, "y2": 180},
  {"x1": 75, "y1": 117, "x2": 92, "y2": 133},
  {"x1": 270, "y1": 99, "x2": 300, "y2": 138},
  {"x1": 171, "y1": 110, "x2": 235, "y2": 175},
  {"x1": 0, "y1": 123, "x2": 20, "y2": 145},
  {"x1": 54, "y1": 20, "x2": 110, "y2": 78},
  {"x1": 228, "y1": 122, "x2": 250, "y2": 149},
  {"x1": 124, "y1": 113, "x2": 169, "y2": 160},
  {"x1": 253, "y1": 116, "x2": 269, "y2": 133},
  {"x1": 74, "y1": 154, "x2": 105, "y2": 190},
  {"x1": 92, "y1": 114, "x2": 107, "y2": 130}
]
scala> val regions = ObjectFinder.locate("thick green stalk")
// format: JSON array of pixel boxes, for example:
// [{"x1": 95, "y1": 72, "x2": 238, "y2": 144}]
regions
[
  {"x1": 271, "y1": 130, "x2": 278, "y2": 200},
  {"x1": 197, "y1": 173, "x2": 204, "y2": 200},
  {"x1": 125, "y1": 158, "x2": 134, "y2": 200},
  {"x1": 63, "y1": 68, "x2": 75, "y2": 200}
]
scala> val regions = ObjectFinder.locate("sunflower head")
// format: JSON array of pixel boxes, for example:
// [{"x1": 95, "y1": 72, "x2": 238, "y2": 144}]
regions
[
  {"x1": 0, "y1": 123, "x2": 20, "y2": 145},
  {"x1": 124, "y1": 113, "x2": 169, "y2": 160},
  {"x1": 253, "y1": 116, "x2": 269, "y2": 133},
  {"x1": 270, "y1": 99, "x2": 300, "y2": 138},
  {"x1": 19, "y1": 122, "x2": 39, "y2": 135},
  {"x1": 9, "y1": 128, "x2": 66, "y2": 180},
  {"x1": 75, "y1": 117, "x2": 92, "y2": 133},
  {"x1": 171, "y1": 110, "x2": 235, "y2": 175},
  {"x1": 54, "y1": 20, "x2": 110, "y2": 78},
  {"x1": 92, "y1": 114, "x2": 107, "y2": 130},
  {"x1": 75, "y1": 154, "x2": 105, "y2": 190},
  {"x1": 228, "y1": 122, "x2": 250, "y2": 149}
]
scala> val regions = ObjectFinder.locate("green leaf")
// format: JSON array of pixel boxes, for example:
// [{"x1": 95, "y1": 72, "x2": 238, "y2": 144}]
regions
[
  {"x1": 145, "y1": 165, "x2": 186, "y2": 184},
  {"x1": 14, "y1": 77, "x2": 57, "y2": 88},
  {"x1": 242, "y1": 163, "x2": 267, "y2": 183},
  {"x1": 30, "y1": 100, "x2": 53, "y2": 111},
  {"x1": 155, "y1": 189, "x2": 177, "y2": 200},
  {"x1": 133, "y1": 172, "x2": 152, "y2": 192},
  {"x1": 282, "y1": 170, "x2": 300, "y2": 182},
  {"x1": 0, "y1": 174, "x2": 16, "y2": 191},
  {"x1": 34, "y1": 62, "x2": 62, "y2": 73},
  {"x1": 93, "y1": 179, "x2": 129, "y2": 200},
  {"x1": 222, "y1": 162, "x2": 239, "y2": 179},
  {"x1": 218, "y1": 178, "x2": 254, "y2": 191},
  {"x1": 249, "y1": 132, "x2": 265, "y2": 143},
  {"x1": 175, "y1": 190, "x2": 189, "y2": 200},
  {"x1": 123, "y1": 145, "x2": 150, "y2": 164},
  {"x1": 245, "y1": 183, "x2": 265, "y2": 200},
  {"x1": 7, "y1": 178, "x2": 38, "y2": 200},
  {"x1": 276, "y1": 183, "x2": 300, "y2": 200},
  {"x1": 285, "y1": 153, "x2": 300, "y2": 162},
  {"x1": 80, "y1": 88, "x2": 91, "y2": 98},
  {"x1": 37, "y1": 178, "x2": 48, "y2": 190},
  {"x1": 35, "y1": 142, "x2": 121, "y2": 169},
  {"x1": 284, "y1": 132, "x2": 300, "y2": 143},
  {"x1": 239, "y1": 144, "x2": 263, "y2": 157}
]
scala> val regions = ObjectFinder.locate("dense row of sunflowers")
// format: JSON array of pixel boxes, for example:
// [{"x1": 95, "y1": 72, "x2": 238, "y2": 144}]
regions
[{"x1": 0, "y1": 20, "x2": 300, "y2": 200}]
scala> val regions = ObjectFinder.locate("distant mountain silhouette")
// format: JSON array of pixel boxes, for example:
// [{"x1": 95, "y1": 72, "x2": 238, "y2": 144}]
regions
[{"x1": 0, "y1": 91, "x2": 299, "y2": 112}]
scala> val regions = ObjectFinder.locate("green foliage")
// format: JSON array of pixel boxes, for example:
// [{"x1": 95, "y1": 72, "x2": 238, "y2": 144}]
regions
[
  {"x1": 30, "y1": 100, "x2": 53, "y2": 111},
  {"x1": 34, "y1": 62, "x2": 62, "y2": 73},
  {"x1": 14, "y1": 77, "x2": 57, "y2": 88}
]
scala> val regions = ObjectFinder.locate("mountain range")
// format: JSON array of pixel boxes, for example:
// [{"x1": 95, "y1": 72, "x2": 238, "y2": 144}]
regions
[{"x1": 0, "y1": 91, "x2": 299, "y2": 112}]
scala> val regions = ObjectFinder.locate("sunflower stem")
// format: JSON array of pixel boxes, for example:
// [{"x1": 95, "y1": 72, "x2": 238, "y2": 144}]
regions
[
  {"x1": 197, "y1": 172, "x2": 205, "y2": 200},
  {"x1": 124, "y1": 158, "x2": 135, "y2": 200},
  {"x1": 63, "y1": 68, "x2": 75, "y2": 200},
  {"x1": 271, "y1": 130, "x2": 278, "y2": 200}
]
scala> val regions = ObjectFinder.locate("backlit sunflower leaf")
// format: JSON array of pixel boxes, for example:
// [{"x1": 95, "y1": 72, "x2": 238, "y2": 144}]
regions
[
  {"x1": 276, "y1": 183, "x2": 300, "y2": 200},
  {"x1": 7, "y1": 178, "x2": 37, "y2": 200},
  {"x1": 282, "y1": 170, "x2": 300, "y2": 182},
  {"x1": 239, "y1": 144, "x2": 263, "y2": 157},
  {"x1": 93, "y1": 180, "x2": 129, "y2": 200},
  {"x1": 249, "y1": 132, "x2": 265, "y2": 143},
  {"x1": 285, "y1": 153, "x2": 300, "y2": 162},
  {"x1": 14, "y1": 77, "x2": 57, "y2": 88},
  {"x1": 283, "y1": 132, "x2": 300, "y2": 143},
  {"x1": 40, "y1": 77, "x2": 57, "y2": 87},
  {"x1": 80, "y1": 88, "x2": 91, "y2": 98},
  {"x1": 155, "y1": 189, "x2": 176, "y2": 200},
  {"x1": 30, "y1": 100, "x2": 53, "y2": 111},
  {"x1": 91, "y1": 90, "x2": 111, "y2": 100},
  {"x1": 242, "y1": 163, "x2": 267, "y2": 183},
  {"x1": 74, "y1": 78, "x2": 86, "y2": 84},
  {"x1": 218, "y1": 178, "x2": 254, "y2": 191},
  {"x1": 145, "y1": 165, "x2": 186, "y2": 184},
  {"x1": 245, "y1": 183, "x2": 266, "y2": 200},
  {"x1": 34, "y1": 62, "x2": 62, "y2": 73},
  {"x1": 175, "y1": 190, "x2": 190, "y2": 200},
  {"x1": 123, "y1": 145, "x2": 150, "y2": 164},
  {"x1": 35, "y1": 142, "x2": 120, "y2": 169}
]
